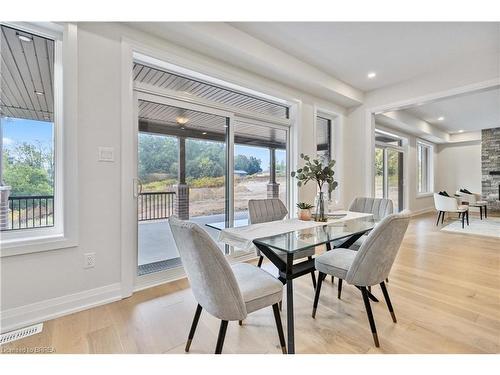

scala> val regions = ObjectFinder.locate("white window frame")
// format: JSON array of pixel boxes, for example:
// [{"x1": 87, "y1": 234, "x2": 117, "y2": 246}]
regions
[
  {"x1": 416, "y1": 139, "x2": 434, "y2": 197},
  {"x1": 122, "y1": 49, "x2": 294, "y2": 293},
  {"x1": 0, "y1": 23, "x2": 78, "y2": 257},
  {"x1": 373, "y1": 127, "x2": 409, "y2": 211},
  {"x1": 313, "y1": 108, "x2": 343, "y2": 208}
]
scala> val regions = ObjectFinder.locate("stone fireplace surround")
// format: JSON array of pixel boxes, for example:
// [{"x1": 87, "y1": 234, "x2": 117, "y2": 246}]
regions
[{"x1": 481, "y1": 127, "x2": 500, "y2": 212}]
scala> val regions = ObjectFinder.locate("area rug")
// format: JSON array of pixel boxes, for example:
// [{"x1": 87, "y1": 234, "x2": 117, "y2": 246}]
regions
[{"x1": 441, "y1": 216, "x2": 500, "y2": 238}]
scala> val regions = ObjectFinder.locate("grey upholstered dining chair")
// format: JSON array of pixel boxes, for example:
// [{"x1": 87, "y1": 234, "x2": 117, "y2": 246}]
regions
[
  {"x1": 168, "y1": 216, "x2": 286, "y2": 354},
  {"x1": 311, "y1": 211, "x2": 410, "y2": 347},
  {"x1": 348, "y1": 197, "x2": 394, "y2": 220},
  {"x1": 248, "y1": 198, "x2": 317, "y2": 289}
]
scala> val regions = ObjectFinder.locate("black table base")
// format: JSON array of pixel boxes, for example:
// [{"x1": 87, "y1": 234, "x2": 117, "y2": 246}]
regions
[{"x1": 254, "y1": 231, "x2": 374, "y2": 354}]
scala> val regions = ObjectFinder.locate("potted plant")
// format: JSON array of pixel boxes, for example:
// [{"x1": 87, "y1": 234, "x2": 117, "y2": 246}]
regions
[
  {"x1": 296, "y1": 202, "x2": 314, "y2": 221},
  {"x1": 291, "y1": 154, "x2": 338, "y2": 222}
]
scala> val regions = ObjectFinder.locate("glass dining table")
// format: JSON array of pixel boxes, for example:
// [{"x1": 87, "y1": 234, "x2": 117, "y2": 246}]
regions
[{"x1": 207, "y1": 215, "x2": 378, "y2": 354}]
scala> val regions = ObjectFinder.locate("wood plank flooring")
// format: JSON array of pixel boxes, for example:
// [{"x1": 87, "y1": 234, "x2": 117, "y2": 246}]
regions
[{"x1": 2, "y1": 213, "x2": 499, "y2": 354}]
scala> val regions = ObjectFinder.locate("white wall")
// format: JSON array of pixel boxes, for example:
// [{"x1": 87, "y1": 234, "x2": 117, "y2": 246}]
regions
[
  {"x1": 436, "y1": 141, "x2": 482, "y2": 194},
  {"x1": 2, "y1": 22, "x2": 498, "y2": 331},
  {"x1": 0, "y1": 22, "x2": 348, "y2": 331},
  {"x1": 344, "y1": 54, "x2": 499, "y2": 208}
]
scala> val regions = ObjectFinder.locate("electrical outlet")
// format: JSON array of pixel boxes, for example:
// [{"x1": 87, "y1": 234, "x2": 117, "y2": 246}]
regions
[{"x1": 84, "y1": 253, "x2": 96, "y2": 269}]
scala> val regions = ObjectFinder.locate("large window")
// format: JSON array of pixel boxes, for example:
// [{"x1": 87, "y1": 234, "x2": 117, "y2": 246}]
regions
[
  {"x1": 417, "y1": 140, "x2": 433, "y2": 194},
  {"x1": 316, "y1": 115, "x2": 332, "y2": 164},
  {"x1": 1, "y1": 25, "x2": 56, "y2": 232}
]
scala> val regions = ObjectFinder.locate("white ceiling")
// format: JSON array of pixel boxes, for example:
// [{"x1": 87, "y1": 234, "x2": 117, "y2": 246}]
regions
[
  {"x1": 402, "y1": 87, "x2": 500, "y2": 133},
  {"x1": 230, "y1": 22, "x2": 500, "y2": 91}
]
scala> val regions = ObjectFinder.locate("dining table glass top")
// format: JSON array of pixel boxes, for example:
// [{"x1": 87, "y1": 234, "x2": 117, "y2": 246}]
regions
[{"x1": 253, "y1": 216, "x2": 378, "y2": 254}]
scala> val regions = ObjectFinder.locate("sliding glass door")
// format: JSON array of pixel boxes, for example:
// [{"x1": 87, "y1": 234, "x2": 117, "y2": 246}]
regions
[
  {"x1": 375, "y1": 130, "x2": 405, "y2": 212},
  {"x1": 136, "y1": 96, "x2": 230, "y2": 275},
  {"x1": 134, "y1": 93, "x2": 289, "y2": 276}
]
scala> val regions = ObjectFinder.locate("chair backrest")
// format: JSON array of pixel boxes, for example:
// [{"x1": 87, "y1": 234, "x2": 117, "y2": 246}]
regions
[
  {"x1": 433, "y1": 193, "x2": 459, "y2": 211},
  {"x1": 348, "y1": 197, "x2": 394, "y2": 220},
  {"x1": 455, "y1": 191, "x2": 478, "y2": 204},
  {"x1": 168, "y1": 216, "x2": 247, "y2": 321},
  {"x1": 346, "y1": 211, "x2": 410, "y2": 286},
  {"x1": 248, "y1": 198, "x2": 288, "y2": 224}
]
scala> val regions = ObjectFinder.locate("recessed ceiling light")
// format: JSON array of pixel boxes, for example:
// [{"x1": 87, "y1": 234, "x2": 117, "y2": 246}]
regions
[
  {"x1": 176, "y1": 116, "x2": 189, "y2": 125},
  {"x1": 17, "y1": 33, "x2": 32, "y2": 42},
  {"x1": 202, "y1": 132, "x2": 207, "y2": 135},
  {"x1": 438, "y1": 116, "x2": 445, "y2": 121},
  {"x1": 34, "y1": 90, "x2": 44, "y2": 96},
  {"x1": 458, "y1": 130, "x2": 464, "y2": 133},
  {"x1": 367, "y1": 72, "x2": 377, "y2": 79}
]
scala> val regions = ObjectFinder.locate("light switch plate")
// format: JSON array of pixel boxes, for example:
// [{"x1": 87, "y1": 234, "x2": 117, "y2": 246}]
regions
[{"x1": 98, "y1": 147, "x2": 114, "y2": 162}]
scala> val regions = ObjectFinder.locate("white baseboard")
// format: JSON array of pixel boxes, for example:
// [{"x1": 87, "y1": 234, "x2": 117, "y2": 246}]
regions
[
  {"x1": 0, "y1": 283, "x2": 122, "y2": 334},
  {"x1": 409, "y1": 207, "x2": 434, "y2": 217}
]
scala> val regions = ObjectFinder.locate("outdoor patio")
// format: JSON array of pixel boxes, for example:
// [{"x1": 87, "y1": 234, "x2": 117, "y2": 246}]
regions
[{"x1": 138, "y1": 211, "x2": 249, "y2": 273}]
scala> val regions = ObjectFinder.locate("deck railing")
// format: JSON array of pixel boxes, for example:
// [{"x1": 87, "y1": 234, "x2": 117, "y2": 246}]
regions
[
  {"x1": 138, "y1": 192, "x2": 176, "y2": 221},
  {"x1": 3, "y1": 195, "x2": 55, "y2": 231}
]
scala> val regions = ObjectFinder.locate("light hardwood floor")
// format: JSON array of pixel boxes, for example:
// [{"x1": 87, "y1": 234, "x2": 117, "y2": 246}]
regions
[{"x1": 2, "y1": 213, "x2": 499, "y2": 354}]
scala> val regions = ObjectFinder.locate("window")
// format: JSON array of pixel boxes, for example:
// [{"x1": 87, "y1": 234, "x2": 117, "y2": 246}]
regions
[
  {"x1": 417, "y1": 140, "x2": 433, "y2": 194},
  {"x1": 316, "y1": 115, "x2": 331, "y2": 164},
  {"x1": 1, "y1": 25, "x2": 56, "y2": 232},
  {"x1": 0, "y1": 23, "x2": 76, "y2": 256}
]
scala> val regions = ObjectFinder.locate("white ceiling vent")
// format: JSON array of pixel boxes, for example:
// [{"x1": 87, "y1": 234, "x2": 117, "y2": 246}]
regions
[{"x1": 0, "y1": 323, "x2": 43, "y2": 345}]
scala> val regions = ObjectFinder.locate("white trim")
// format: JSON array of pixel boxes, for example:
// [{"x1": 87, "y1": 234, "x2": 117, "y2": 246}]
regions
[
  {"x1": 121, "y1": 39, "x2": 299, "y2": 293},
  {"x1": 134, "y1": 252, "x2": 258, "y2": 293},
  {"x1": 0, "y1": 23, "x2": 79, "y2": 257},
  {"x1": 0, "y1": 283, "x2": 121, "y2": 334},
  {"x1": 409, "y1": 207, "x2": 435, "y2": 217},
  {"x1": 416, "y1": 139, "x2": 434, "y2": 195},
  {"x1": 120, "y1": 40, "x2": 136, "y2": 298},
  {"x1": 312, "y1": 105, "x2": 344, "y2": 208}
]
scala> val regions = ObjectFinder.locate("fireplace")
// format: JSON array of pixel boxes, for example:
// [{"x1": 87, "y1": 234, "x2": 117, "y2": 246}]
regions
[{"x1": 482, "y1": 128, "x2": 500, "y2": 212}]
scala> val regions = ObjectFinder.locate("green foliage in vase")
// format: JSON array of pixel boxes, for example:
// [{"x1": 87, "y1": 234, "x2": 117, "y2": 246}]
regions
[{"x1": 291, "y1": 154, "x2": 338, "y2": 198}]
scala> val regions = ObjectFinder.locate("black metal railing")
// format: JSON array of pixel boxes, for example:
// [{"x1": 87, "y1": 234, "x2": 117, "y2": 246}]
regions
[
  {"x1": 4, "y1": 195, "x2": 55, "y2": 231},
  {"x1": 138, "y1": 192, "x2": 175, "y2": 221}
]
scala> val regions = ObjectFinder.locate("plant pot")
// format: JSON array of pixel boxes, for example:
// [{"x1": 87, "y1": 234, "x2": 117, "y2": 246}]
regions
[{"x1": 298, "y1": 208, "x2": 312, "y2": 221}]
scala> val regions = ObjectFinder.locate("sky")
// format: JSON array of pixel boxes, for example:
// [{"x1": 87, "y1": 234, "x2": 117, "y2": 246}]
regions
[
  {"x1": 234, "y1": 144, "x2": 286, "y2": 170},
  {"x1": 1, "y1": 117, "x2": 53, "y2": 150},
  {"x1": 1, "y1": 116, "x2": 286, "y2": 169}
]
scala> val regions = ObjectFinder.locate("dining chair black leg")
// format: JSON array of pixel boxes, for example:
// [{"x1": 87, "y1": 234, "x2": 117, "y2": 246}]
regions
[
  {"x1": 312, "y1": 272, "x2": 325, "y2": 318},
  {"x1": 215, "y1": 320, "x2": 228, "y2": 354},
  {"x1": 436, "y1": 211, "x2": 442, "y2": 226},
  {"x1": 279, "y1": 301, "x2": 282, "y2": 311},
  {"x1": 466, "y1": 210, "x2": 469, "y2": 226},
  {"x1": 238, "y1": 320, "x2": 242, "y2": 326},
  {"x1": 331, "y1": 276, "x2": 334, "y2": 284},
  {"x1": 257, "y1": 255, "x2": 264, "y2": 268},
  {"x1": 360, "y1": 286, "x2": 380, "y2": 347},
  {"x1": 441, "y1": 211, "x2": 445, "y2": 224},
  {"x1": 379, "y1": 281, "x2": 397, "y2": 323},
  {"x1": 461, "y1": 212, "x2": 465, "y2": 228},
  {"x1": 308, "y1": 256, "x2": 317, "y2": 289},
  {"x1": 272, "y1": 303, "x2": 287, "y2": 354},
  {"x1": 386, "y1": 278, "x2": 389, "y2": 283},
  {"x1": 185, "y1": 304, "x2": 202, "y2": 352},
  {"x1": 337, "y1": 278, "x2": 343, "y2": 299},
  {"x1": 485, "y1": 205, "x2": 487, "y2": 218},
  {"x1": 479, "y1": 206, "x2": 483, "y2": 220},
  {"x1": 368, "y1": 285, "x2": 371, "y2": 292}
]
